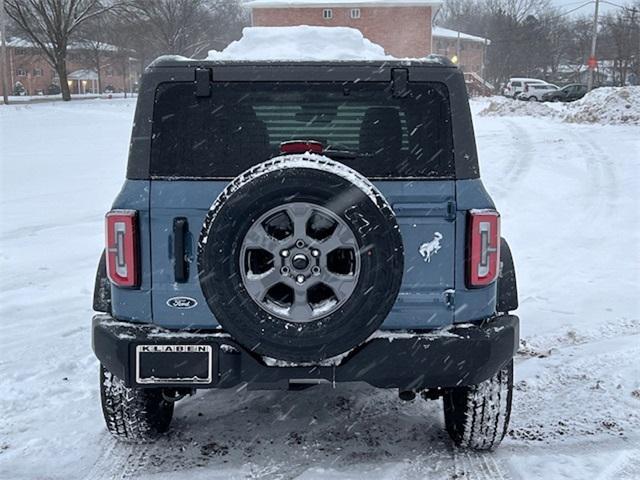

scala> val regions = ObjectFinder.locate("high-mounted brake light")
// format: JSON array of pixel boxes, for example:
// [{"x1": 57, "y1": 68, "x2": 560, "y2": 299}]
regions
[
  {"x1": 105, "y1": 210, "x2": 140, "y2": 288},
  {"x1": 467, "y1": 210, "x2": 500, "y2": 288},
  {"x1": 280, "y1": 140, "x2": 324, "y2": 155}
]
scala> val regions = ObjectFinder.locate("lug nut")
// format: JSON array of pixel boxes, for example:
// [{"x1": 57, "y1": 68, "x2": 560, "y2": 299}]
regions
[
  {"x1": 281, "y1": 249, "x2": 290, "y2": 257},
  {"x1": 296, "y1": 274, "x2": 305, "y2": 284},
  {"x1": 295, "y1": 239, "x2": 305, "y2": 248},
  {"x1": 311, "y1": 249, "x2": 320, "y2": 258},
  {"x1": 281, "y1": 266, "x2": 290, "y2": 275},
  {"x1": 311, "y1": 266, "x2": 321, "y2": 276}
]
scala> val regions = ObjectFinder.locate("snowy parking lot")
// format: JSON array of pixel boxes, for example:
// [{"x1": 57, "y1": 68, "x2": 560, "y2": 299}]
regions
[{"x1": 0, "y1": 95, "x2": 639, "y2": 479}]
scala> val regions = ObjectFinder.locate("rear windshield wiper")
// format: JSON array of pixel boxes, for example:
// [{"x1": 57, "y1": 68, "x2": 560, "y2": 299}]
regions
[{"x1": 323, "y1": 149, "x2": 368, "y2": 160}]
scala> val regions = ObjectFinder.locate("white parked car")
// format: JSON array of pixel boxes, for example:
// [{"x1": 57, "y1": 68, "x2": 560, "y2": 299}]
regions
[
  {"x1": 517, "y1": 83, "x2": 559, "y2": 101},
  {"x1": 504, "y1": 77, "x2": 546, "y2": 98}
]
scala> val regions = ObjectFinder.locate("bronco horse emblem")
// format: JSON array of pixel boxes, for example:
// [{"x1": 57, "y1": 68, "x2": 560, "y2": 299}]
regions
[{"x1": 419, "y1": 232, "x2": 443, "y2": 263}]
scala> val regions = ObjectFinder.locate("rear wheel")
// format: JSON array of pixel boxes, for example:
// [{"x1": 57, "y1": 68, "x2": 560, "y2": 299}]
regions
[
  {"x1": 442, "y1": 360, "x2": 513, "y2": 450},
  {"x1": 100, "y1": 365, "x2": 174, "y2": 442}
]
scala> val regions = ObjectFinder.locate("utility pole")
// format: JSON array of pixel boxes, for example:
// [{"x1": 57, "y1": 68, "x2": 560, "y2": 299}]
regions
[
  {"x1": 1, "y1": 0, "x2": 10, "y2": 105},
  {"x1": 587, "y1": 0, "x2": 600, "y2": 91}
]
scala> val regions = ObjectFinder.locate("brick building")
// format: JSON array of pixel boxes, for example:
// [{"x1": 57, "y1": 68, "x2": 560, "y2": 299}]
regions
[
  {"x1": 0, "y1": 37, "x2": 138, "y2": 97},
  {"x1": 432, "y1": 26, "x2": 489, "y2": 74},
  {"x1": 246, "y1": 0, "x2": 492, "y2": 93},
  {"x1": 247, "y1": 0, "x2": 441, "y2": 59}
]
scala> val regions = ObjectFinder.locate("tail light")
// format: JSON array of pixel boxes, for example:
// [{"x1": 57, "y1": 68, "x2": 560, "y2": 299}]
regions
[
  {"x1": 280, "y1": 140, "x2": 323, "y2": 154},
  {"x1": 105, "y1": 210, "x2": 140, "y2": 288},
  {"x1": 467, "y1": 210, "x2": 500, "y2": 288}
]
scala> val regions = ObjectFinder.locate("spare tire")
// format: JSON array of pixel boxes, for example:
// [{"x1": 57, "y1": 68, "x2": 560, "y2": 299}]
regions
[{"x1": 198, "y1": 155, "x2": 403, "y2": 363}]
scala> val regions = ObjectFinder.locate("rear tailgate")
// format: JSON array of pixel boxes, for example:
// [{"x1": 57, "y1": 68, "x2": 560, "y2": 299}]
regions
[
  {"x1": 377, "y1": 181, "x2": 455, "y2": 328},
  {"x1": 149, "y1": 180, "x2": 455, "y2": 329}
]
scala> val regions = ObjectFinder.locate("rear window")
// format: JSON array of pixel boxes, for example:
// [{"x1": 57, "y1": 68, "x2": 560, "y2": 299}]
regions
[{"x1": 150, "y1": 82, "x2": 454, "y2": 179}]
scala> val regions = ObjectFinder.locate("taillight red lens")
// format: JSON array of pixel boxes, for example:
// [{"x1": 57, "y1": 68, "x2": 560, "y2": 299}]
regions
[
  {"x1": 467, "y1": 210, "x2": 500, "y2": 288},
  {"x1": 105, "y1": 210, "x2": 139, "y2": 288},
  {"x1": 280, "y1": 140, "x2": 324, "y2": 154}
]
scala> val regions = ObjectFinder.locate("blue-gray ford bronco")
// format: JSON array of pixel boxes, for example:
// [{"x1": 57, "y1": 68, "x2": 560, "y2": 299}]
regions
[{"x1": 92, "y1": 57, "x2": 520, "y2": 450}]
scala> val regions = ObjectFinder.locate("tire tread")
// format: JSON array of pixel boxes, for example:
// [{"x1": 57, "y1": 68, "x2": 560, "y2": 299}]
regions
[
  {"x1": 100, "y1": 365, "x2": 173, "y2": 442},
  {"x1": 443, "y1": 360, "x2": 513, "y2": 451}
]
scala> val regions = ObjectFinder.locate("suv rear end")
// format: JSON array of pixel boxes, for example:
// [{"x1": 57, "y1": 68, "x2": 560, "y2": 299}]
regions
[{"x1": 93, "y1": 59, "x2": 519, "y2": 450}]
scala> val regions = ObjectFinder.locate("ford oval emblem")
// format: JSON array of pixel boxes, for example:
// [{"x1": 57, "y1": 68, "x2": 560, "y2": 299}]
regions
[{"x1": 166, "y1": 296, "x2": 198, "y2": 309}]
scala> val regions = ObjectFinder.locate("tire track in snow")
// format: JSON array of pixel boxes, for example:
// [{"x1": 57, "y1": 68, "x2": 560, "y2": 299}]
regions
[
  {"x1": 82, "y1": 435, "x2": 149, "y2": 480},
  {"x1": 451, "y1": 448, "x2": 511, "y2": 480},
  {"x1": 502, "y1": 120, "x2": 534, "y2": 189},
  {"x1": 568, "y1": 128, "x2": 618, "y2": 222}
]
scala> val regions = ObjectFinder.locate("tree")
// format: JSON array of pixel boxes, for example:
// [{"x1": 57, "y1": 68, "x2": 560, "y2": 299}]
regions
[
  {"x1": 122, "y1": 0, "x2": 248, "y2": 60},
  {"x1": 5, "y1": 0, "x2": 117, "y2": 100},
  {"x1": 74, "y1": 13, "x2": 116, "y2": 94},
  {"x1": 601, "y1": 6, "x2": 640, "y2": 85}
]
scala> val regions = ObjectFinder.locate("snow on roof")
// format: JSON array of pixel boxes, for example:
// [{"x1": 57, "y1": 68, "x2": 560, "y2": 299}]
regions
[
  {"x1": 207, "y1": 26, "x2": 393, "y2": 61},
  {"x1": 246, "y1": 0, "x2": 441, "y2": 7},
  {"x1": 67, "y1": 69, "x2": 99, "y2": 80},
  {"x1": 1, "y1": 36, "x2": 118, "y2": 51},
  {"x1": 432, "y1": 26, "x2": 490, "y2": 45}
]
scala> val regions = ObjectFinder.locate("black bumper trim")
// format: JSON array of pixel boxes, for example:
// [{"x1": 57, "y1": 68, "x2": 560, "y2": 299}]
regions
[{"x1": 92, "y1": 314, "x2": 519, "y2": 390}]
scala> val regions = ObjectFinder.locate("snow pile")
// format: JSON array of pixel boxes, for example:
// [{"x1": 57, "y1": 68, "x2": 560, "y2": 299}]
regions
[
  {"x1": 478, "y1": 96, "x2": 559, "y2": 119},
  {"x1": 207, "y1": 26, "x2": 393, "y2": 61},
  {"x1": 564, "y1": 86, "x2": 640, "y2": 125},
  {"x1": 478, "y1": 87, "x2": 640, "y2": 125}
]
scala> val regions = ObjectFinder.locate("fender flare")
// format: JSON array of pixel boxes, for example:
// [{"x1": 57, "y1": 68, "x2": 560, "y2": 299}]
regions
[
  {"x1": 93, "y1": 250, "x2": 112, "y2": 314},
  {"x1": 497, "y1": 238, "x2": 518, "y2": 313}
]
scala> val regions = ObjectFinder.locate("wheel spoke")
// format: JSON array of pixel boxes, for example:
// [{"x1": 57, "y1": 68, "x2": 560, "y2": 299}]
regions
[
  {"x1": 317, "y1": 223, "x2": 357, "y2": 255},
  {"x1": 314, "y1": 271, "x2": 357, "y2": 301},
  {"x1": 243, "y1": 223, "x2": 281, "y2": 252},
  {"x1": 243, "y1": 268, "x2": 280, "y2": 301},
  {"x1": 286, "y1": 204, "x2": 313, "y2": 240},
  {"x1": 289, "y1": 288, "x2": 314, "y2": 320}
]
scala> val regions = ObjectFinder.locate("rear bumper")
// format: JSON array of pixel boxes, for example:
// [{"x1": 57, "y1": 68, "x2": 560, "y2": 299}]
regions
[{"x1": 92, "y1": 314, "x2": 519, "y2": 390}]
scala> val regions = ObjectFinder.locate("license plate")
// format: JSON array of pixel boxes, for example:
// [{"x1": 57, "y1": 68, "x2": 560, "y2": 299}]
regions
[{"x1": 136, "y1": 344, "x2": 212, "y2": 384}]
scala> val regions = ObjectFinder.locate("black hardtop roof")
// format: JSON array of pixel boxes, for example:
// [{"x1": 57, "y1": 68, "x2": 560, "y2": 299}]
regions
[{"x1": 147, "y1": 54, "x2": 456, "y2": 70}]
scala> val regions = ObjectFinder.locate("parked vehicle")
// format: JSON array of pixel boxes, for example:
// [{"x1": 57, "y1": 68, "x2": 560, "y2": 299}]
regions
[
  {"x1": 542, "y1": 83, "x2": 588, "y2": 102},
  {"x1": 517, "y1": 83, "x2": 559, "y2": 101},
  {"x1": 92, "y1": 57, "x2": 520, "y2": 451},
  {"x1": 47, "y1": 84, "x2": 61, "y2": 95},
  {"x1": 504, "y1": 77, "x2": 546, "y2": 98}
]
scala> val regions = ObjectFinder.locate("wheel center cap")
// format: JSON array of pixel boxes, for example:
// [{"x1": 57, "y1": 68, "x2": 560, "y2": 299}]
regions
[{"x1": 291, "y1": 253, "x2": 309, "y2": 270}]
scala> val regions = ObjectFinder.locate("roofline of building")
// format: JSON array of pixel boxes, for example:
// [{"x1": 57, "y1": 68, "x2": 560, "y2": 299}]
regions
[
  {"x1": 1, "y1": 37, "x2": 120, "y2": 52},
  {"x1": 246, "y1": 0, "x2": 442, "y2": 8},
  {"x1": 432, "y1": 26, "x2": 490, "y2": 44}
]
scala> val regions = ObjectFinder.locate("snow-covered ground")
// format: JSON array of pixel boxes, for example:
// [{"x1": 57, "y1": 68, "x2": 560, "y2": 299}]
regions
[{"x1": 0, "y1": 97, "x2": 639, "y2": 480}]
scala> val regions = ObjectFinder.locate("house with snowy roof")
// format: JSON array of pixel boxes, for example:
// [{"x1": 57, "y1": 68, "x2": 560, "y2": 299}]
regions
[{"x1": 0, "y1": 37, "x2": 136, "y2": 97}]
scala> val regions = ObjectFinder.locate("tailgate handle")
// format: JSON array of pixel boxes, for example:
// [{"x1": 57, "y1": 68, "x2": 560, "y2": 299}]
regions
[
  {"x1": 173, "y1": 217, "x2": 189, "y2": 283},
  {"x1": 393, "y1": 202, "x2": 456, "y2": 219}
]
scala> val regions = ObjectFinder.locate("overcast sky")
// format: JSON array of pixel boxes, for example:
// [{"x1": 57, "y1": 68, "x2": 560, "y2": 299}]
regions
[{"x1": 550, "y1": 0, "x2": 620, "y2": 17}]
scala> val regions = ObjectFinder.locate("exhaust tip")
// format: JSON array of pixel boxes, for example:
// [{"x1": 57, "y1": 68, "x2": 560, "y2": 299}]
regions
[{"x1": 399, "y1": 390, "x2": 416, "y2": 401}]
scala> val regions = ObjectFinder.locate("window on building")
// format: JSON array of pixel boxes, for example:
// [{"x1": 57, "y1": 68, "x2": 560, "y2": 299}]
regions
[
  {"x1": 350, "y1": 8, "x2": 361, "y2": 19},
  {"x1": 323, "y1": 8, "x2": 333, "y2": 19},
  {"x1": 106, "y1": 67, "x2": 114, "y2": 77},
  {"x1": 33, "y1": 68, "x2": 43, "y2": 77},
  {"x1": 16, "y1": 68, "x2": 27, "y2": 77}
]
